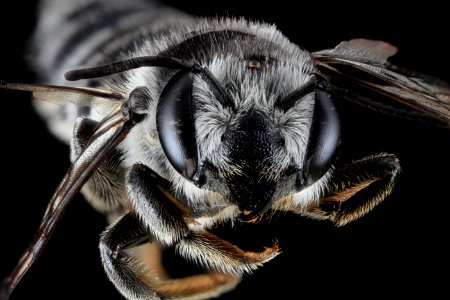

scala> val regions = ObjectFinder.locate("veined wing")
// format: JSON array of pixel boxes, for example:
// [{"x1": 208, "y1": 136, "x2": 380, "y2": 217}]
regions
[{"x1": 312, "y1": 39, "x2": 450, "y2": 128}]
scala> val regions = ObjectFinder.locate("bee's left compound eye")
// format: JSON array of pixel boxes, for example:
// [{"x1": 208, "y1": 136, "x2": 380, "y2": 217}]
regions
[
  {"x1": 157, "y1": 69, "x2": 198, "y2": 179},
  {"x1": 301, "y1": 89, "x2": 341, "y2": 186}
]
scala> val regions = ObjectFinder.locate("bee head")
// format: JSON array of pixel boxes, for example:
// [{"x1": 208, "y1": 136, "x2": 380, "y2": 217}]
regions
[{"x1": 156, "y1": 57, "x2": 340, "y2": 221}]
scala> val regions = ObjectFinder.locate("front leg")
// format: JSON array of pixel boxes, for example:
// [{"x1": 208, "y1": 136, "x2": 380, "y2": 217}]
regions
[
  {"x1": 287, "y1": 153, "x2": 400, "y2": 226},
  {"x1": 128, "y1": 164, "x2": 279, "y2": 274},
  {"x1": 99, "y1": 212, "x2": 240, "y2": 300},
  {"x1": 100, "y1": 163, "x2": 279, "y2": 299}
]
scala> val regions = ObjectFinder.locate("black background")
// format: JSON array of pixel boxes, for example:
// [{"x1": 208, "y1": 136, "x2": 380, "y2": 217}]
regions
[{"x1": 0, "y1": 1, "x2": 449, "y2": 299}]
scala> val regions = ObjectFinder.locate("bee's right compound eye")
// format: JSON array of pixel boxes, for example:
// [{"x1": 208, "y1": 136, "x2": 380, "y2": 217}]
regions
[
  {"x1": 301, "y1": 89, "x2": 341, "y2": 187},
  {"x1": 156, "y1": 69, "x2": 198, "y2": 179}
]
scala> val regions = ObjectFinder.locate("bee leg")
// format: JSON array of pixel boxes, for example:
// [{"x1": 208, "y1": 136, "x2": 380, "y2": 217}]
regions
[
  {"x1": 175, "y1": 230, "x2": 279, "y2": 273},
  {"x1": 128, "y1": 163, "x2": 280, "y2": 273},
  {"x1": 303, "y1": 153, "x2": 400, "y2": 226},
  {"x1": 100, "y1": 212, "x2": 241, "y2": 300},
  {"x1": 99, "y1": 212, "x2": 159, "y2": 299},
  {"x1": 71, "y1": 117, "x2": 128, "y2": 220}
]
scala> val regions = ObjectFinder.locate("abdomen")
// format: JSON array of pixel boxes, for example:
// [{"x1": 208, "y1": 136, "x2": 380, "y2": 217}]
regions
[{"x1": 30, "y1": 0, "x2": 193, "y2": 144}]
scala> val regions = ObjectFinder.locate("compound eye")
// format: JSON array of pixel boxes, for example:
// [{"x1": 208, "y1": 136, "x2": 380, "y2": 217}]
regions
[
  {"x1": 156, "y1": 69, "x2": 198, "y2": 179},
  {"x1": 302, "y1": 89, "x2": 341, "y2": 186}
]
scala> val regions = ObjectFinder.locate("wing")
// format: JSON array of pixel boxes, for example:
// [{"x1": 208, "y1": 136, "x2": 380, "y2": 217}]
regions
[
  {"x1": 0, "y1": 82, "x2": 124, "y2": 114},
  {"x1": 0, "y1": 83, "x2": 144, "y2": 299},
  {"x1": 312, "y1": 39, "x2": 450, "y2": 129}
]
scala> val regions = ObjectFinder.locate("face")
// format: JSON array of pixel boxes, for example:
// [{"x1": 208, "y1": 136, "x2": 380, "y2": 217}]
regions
[{"x1": 156, "y1": 34, "x2": 340, "y2": 221}]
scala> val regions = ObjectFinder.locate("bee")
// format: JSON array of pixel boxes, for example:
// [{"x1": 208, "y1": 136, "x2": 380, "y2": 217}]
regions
[{"x1": 1, "y1": 0, "x2": 449, "y2": 299}]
